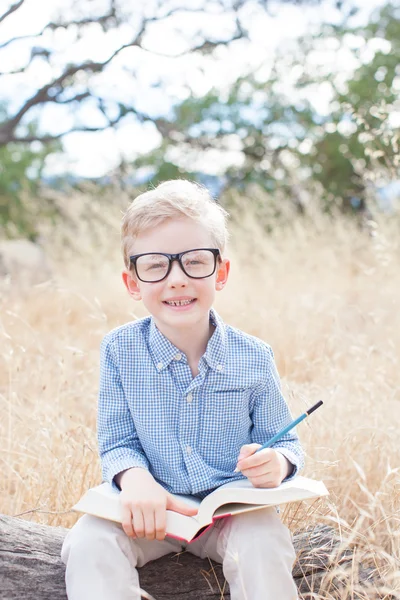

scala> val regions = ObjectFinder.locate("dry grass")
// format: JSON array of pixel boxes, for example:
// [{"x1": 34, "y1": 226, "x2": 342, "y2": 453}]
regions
[{"x1": 0, "y1": 189, "x2": 399, "y2": 598}]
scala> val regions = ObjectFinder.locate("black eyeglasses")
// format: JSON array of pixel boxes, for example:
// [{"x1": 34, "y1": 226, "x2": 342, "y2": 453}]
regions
[{"x1": 129, "y1": 248, "x2": 221, "y2": 283}]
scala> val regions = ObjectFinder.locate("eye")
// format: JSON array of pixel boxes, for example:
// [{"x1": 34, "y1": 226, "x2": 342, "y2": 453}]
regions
[
  {"x1": 183, "y1": 254, "x2": 206, "y2": 265},
  {"x1": 138, "y1": 255, "x2": 169, "y2": 271},
  {"x1": 147, "y1": 262, "x2": 165, "y2": 270}
]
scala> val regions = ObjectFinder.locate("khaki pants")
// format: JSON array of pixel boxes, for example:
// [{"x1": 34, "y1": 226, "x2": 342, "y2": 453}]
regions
[{"x1": 61, "y1": 507, "x2": 298, "y2": 600}]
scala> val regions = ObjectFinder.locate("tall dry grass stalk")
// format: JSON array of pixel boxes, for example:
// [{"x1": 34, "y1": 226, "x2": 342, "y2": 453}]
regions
[{"x1": 0, "y1": 188, "x2": 399, "y2": 598}]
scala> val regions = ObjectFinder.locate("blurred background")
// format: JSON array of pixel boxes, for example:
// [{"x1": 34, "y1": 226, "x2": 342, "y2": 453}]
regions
[
  {"x1": 0, "y1": 1, "x2": 399, "y2": 598},
  {"x1": 1, "y1": 0, "x2": 399, "y2": 241}
]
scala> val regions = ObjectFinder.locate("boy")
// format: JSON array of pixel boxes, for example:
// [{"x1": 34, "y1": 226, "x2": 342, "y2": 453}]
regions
[{"x1": 61, "y1": 180, "x2": 304, "y2": 600}]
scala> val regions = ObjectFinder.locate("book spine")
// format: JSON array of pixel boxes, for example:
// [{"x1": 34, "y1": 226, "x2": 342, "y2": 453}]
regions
[{"x1": 185, "y1": 514, "x2": 233, "y2": 545}]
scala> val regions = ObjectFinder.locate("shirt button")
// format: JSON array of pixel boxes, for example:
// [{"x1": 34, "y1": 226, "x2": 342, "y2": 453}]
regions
[
  {"x1": 186, "y1": 393, "x2": 193, "y2": 403},
  {"x1": 174, "y1": 353, "x2": 182, "y2": 361},
  {"x1": 216, "y1": 364, "x2": 223, "y2": 371},
  {"x1": 157, "y1": 362, "x2": 163, "y2": 370},
  {"x1": 186, "y1": 445, "x2": 192, "y2": 454}
]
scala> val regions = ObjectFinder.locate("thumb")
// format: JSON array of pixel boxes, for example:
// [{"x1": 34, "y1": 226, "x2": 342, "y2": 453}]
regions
[
  {"x1": 167, "y1": 495, "x2": 198, "y2": 516},
  {"x1": 237, "y1": 443, "x2": 261, "y2": 461}
]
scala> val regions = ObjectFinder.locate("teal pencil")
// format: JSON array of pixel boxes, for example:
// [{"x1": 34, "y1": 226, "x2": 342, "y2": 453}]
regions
[
  {"x1": 234, "y1": 400, "x2": 323, "y2": 472},
  {"x1": 258, "y1": 400, "x2": 323, "y2": 451}
]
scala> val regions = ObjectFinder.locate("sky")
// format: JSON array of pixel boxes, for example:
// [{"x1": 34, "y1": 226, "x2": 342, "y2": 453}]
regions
[{"x1": 0, "y1": 0, "x2": 389, "y2": 178}]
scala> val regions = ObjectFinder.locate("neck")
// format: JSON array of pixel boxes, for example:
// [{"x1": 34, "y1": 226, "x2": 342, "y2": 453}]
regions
[{"x1": 155, "y1": 313, "x2": 214, "y2": 365}]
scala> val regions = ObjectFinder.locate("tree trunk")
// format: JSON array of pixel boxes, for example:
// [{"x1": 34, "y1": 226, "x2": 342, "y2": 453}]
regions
[{"x1": 0, "y1": 514, "x2": 345, "y2": 599}]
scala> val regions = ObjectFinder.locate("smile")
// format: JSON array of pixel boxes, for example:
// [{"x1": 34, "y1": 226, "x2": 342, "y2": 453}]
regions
[{"x1": 163, "y1": 299, "x2": 196, "y2": 306}]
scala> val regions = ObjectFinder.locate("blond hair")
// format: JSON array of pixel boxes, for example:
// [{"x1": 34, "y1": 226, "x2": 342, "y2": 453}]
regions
[{"x1": 121, "y1": 180, "x2": 229, "y2": 268}]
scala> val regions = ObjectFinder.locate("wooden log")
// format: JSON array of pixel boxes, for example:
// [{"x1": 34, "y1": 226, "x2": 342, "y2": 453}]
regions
[{"x1": 0, "y1": 514, "x2": 345, "y2": 599}]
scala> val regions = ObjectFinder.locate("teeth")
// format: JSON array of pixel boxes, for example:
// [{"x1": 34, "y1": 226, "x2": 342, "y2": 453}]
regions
[{"x1": 165, "y1": 299, "x2": 193, "y2": 306}]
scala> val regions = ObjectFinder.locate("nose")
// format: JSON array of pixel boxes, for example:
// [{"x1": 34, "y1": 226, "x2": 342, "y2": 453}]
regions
[{"x1": 167, "y1": 259, "x2": 188, "y2": 287}]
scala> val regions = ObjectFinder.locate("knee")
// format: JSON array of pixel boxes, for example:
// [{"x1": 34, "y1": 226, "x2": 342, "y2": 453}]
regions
[
  {"x1": 219, "y1": 508, "x2": 295, "y2": 559},
  {"x1": 61, "y1": 515, "x2": 123, "y2": 564},
  {"x1": 230, "y1": 507, "x2": 284, "y2": 536}
]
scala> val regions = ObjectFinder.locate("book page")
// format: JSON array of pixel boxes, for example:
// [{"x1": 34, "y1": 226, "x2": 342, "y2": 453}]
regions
[
  {"x1": 73, "y1": 484, "x2": 204, "y2": 542},
  {"x1": 73, "y1": 477, "x2": 328, "y2": 542},
  {"x1": 197, "y1": 476, "x2": 329, "y2": 523},
  {"x1": 213, "y1": 502, "x2": 274, "y2": 518},
  {"x1": 172, "y1": 494, "x2": 202, "y2": 512}
]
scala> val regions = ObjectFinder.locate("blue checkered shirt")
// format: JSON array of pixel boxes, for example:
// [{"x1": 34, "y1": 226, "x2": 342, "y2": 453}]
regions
[{"x1": 98, "y1": 309, "x2": 304, "y2": 497}]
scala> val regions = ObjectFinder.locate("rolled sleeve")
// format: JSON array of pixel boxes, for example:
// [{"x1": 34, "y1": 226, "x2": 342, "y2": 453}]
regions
[
  {"x1": 250, "y1": 346, "x2": 304, "y2": 481},
  {"x1": 98, "y1": 335, "x2": 149, "y2": 488}
]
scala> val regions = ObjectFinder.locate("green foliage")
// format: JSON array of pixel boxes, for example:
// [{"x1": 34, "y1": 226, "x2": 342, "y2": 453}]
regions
[
  {"x1": 305, "y1": 3, "x2": 400, "y2": 210},
  {"x1": 0, "y1": 115, "x2": 60, "y2": 240},
  {"x1": 131, "y1": 2, "x2": 400, "y2": 215},
  {"x1": 133, "y1": 143, "x2": 198, "y2": 185}
]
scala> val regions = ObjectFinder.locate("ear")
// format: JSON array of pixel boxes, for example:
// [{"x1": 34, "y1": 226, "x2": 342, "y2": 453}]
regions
[
  {"x1": 215, "y1": 258, "x2": 230, "y2": 291},
  {"x1": 122, "y1": 270, "x2": 142, "y2": 301}
]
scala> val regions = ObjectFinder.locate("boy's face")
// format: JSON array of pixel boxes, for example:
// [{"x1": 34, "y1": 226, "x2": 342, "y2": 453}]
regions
[{"x1": 122, "y1": 217, "x2": 230, "y2": 335}]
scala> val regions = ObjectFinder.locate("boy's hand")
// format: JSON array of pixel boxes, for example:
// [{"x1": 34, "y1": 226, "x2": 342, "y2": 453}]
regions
[
  {"x1": 235, "y1": 444, "x2": 293, "y2": 488},
  {"x1": 118, "y1": 468, "x2": 198, "y2": 541}
]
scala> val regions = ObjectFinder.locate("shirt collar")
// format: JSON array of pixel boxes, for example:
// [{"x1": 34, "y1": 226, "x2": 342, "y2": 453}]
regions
[
  {"x1": 148, "y1": 308, "x2": 227, "y2": 373},
  {"x1": 203, "y1": 309, "x2": 227, "y2": 372}
]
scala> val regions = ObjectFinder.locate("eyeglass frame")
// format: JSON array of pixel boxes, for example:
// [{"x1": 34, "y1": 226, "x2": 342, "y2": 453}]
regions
[{"x1": 129, "y1": 248, "x2": 221, "y2": 283}]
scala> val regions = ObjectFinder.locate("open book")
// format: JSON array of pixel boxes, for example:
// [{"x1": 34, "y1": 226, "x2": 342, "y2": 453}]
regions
[{"x1": 73, "y1": 476, "x2": 328, "y2": 543}]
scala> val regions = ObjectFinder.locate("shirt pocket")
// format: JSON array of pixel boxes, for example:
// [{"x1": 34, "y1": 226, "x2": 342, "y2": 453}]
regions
[{"x1": 199, "y1": 388, "x2": 252, "y2": 462}]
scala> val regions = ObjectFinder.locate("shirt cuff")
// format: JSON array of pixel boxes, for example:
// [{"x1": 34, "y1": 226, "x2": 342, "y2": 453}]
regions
[
  {"x1": 274, "y1": 448, "x2": 302, "y2": 481},
  {"x1": 102, "y1": 454, "x2": 150, "y2": 490}
]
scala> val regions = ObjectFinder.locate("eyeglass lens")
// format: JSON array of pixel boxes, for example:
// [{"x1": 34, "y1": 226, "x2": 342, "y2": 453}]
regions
[{"x1": 135, "y1": 250, "x2": 216, "y2": 282}]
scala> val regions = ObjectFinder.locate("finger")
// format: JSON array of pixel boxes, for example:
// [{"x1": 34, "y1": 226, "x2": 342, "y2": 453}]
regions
[
  {"x1": 121, "y1": 504, "x2": 135, "y2": 538},
  {"x1": 235, "y1": 443, "x2": 262, "y2": 472},
  {"x1": 154, "y1": 505, "x2": 167, "y2": 541},
  {"x1": 167, "y1": 496, "x2": 198, "y2": 516},
  {"x1": 132, "y1": 507, "x2": 145, "y2": 538},
  {"x1": 240, "y1": 463, "x2": 274, "y2": 478},
  {"x1": 237, "y1": 443, "x2": 261, "y2": 462},
  {"x1": 237, "y1": 454, "x2": 267, "y2": 471},
  {"x1": 236, "y1": 448, "x2": 273, "y2": 471},
  {"x1": 249, "y1": 472, "x2": 281, "y2": 488},
  {"x1": 142, "y1": 507, "x2": 157, "y2": 541}
]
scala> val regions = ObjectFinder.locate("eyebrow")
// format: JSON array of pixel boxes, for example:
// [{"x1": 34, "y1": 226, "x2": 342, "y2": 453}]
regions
[{"x1": 131, "y1": 248, "x2": 215, "y2": 257}]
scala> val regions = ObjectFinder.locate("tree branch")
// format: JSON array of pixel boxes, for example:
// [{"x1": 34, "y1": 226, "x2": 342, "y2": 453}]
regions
[
  {"x1": 0, "y1": 0, "x2": 25, "y2": 25},
  {"x1": 50, "y1": 92, "x2": 92, "y2": 104},
  {"x1": 1, "y1": 66, "x2": 26, "y2": 76},
  {"x1": 2, "y1": 121, "x2": 129, "y2": 145},
  {"x1": 0, "y1": 5, "x2": 214, "y2": 51},
  {"x1": 0, "y1": 101, "x2": 172, "y2": 145},
  {"x1": 0, "y1": 1, "x2": 118, "y2": 50},
  {"x1": 0, "y1": 8, "x2": 248, "y2": 146},
  {"x1": 0, "y1": 0, "x2": 293, "y2": 146},
  {"x1": 0, "y1": 30, "x2": 43, "y2": 51}
]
